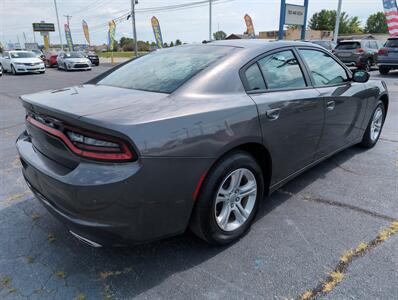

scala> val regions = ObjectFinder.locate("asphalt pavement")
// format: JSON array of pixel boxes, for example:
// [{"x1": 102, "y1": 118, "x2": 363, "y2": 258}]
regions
[{"x1": 0, "y1": 66, "x2": 397, "y2": 300}]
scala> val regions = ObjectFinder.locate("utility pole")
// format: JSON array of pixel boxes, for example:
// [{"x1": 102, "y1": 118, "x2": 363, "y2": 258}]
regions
[
  {"x1": 131, "y1": 0, "x2": 138, "y2": 57},
  {"x1": 53, "y1": 0, "x2": 64, "y2": 49},
  {"x1": 209, "y1": 0, "x2": 213, "y2": 41},
  {"x1": 64, "y1": 15, "x2": 72, "y2": 27},
  {"x1": 333, "y1": 0, "x2": 342, "y2": 44}
]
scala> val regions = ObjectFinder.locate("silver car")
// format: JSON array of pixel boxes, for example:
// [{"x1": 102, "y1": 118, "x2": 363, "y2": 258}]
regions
[{"x1": 57, "y1": 51, "x2": 92, "y2": 71}]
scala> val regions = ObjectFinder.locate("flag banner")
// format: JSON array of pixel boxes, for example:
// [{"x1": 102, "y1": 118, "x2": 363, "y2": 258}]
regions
[
  {"x1": 64, "y1": 24, "x2": 74, "y2": 51},
  {"x1": 82, "y1": 20, "x2": 91, "y2": 45},
  {"x1": 244, "y1": 14, "x2": 255, "y2": 38},
  {"x1": 151, "y1": 16, "x2": 163, "y2": 48},
  {"x1": 383, "y1": 0, "x2": 398, "y2": 36},
  {"x1": 108, "y1": 20, "x2": 116, "y2": 51}
]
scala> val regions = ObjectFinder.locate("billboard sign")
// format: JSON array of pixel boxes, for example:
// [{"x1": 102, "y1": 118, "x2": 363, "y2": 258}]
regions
[
  {"x1": 285, "y1": 4, "x2": 306, "y2": 26},
  {"x1": 151, "y1": 16, "x2": 163, "y2": 48},
  {"x1": 33, "y1": 23, "x2": 55, "y2": 32}
]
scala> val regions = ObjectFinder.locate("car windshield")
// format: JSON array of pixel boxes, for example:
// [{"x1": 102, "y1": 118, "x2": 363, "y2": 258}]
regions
[
  {"x1": 65, "y1": 52, "x2": 84, "y2": 58},
  {"x1": 336, "y1": 42, "x2": 361, "y2": 50},
  {"x1": 385, "y1": 39, "x2": 398, "y2": 48},
  {"x1": 10, "y1": 52, "x2": 35, "y2": 58},
  {"x1": 98, "y1": 45, "x2": 235, "y2": 93}
]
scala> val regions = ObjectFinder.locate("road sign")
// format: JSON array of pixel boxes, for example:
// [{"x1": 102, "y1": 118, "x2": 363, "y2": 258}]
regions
[
  {"x1": 285, "y1": 4, "x2": 306, "y2": 25},
  {"x1": 32, "y1": 23, "x2": 55, "y2": 32}
]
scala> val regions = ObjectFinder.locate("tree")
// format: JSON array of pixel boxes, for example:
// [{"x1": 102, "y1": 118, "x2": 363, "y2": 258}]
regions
[
  {"x1": 308, "y1": 9, "x2": 362, "y2": 34},
  {"x1": 169, "y1": 41, "x2": 174, "y2": 47},
  {"x1": 365, "y1": 12, "x2": 388, "y2": 33},
  {"x1": 213, "y1": 30, "x2": 227, "y2": 40},
  {"x1": 175, "y1": 39, "x2": 182, "y2": 46}
]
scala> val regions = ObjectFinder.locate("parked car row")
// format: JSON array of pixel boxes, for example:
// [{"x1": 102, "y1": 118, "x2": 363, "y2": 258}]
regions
[
  {"x1": 0, "y1": 49, "x2": 100, "y2": 75},
  {"x1": 307, "y1": 37, "x2": 398, "y2": 75}
]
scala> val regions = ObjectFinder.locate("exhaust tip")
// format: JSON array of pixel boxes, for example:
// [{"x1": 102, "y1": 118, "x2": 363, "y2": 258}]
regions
[{"x1": 69, "y1": 231, "x2": 103, "y2": 248}]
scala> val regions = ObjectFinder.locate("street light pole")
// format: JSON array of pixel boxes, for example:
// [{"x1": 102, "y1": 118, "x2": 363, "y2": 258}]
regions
[
  {"x1": 131, "y1": 0, "x2": 138, "y2": 57},
  {"x1": 333, "y1": 0, "x2": 342, "y2": 44},
  {"x1": 209, "y1": 0, "x2": 213, "y2": 41},
  {"x1": 53, "y1": 0, "x2": 64, "y2": 49}
]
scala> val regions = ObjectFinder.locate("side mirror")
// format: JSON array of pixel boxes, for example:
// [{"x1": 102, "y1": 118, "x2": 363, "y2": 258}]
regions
[{"x1": 352, "y1": 70, "x2": 370, "y2": 83}]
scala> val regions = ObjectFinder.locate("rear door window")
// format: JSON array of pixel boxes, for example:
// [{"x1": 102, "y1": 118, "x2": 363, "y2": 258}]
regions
[
  {"x1": 257, "y1": 50, "x2": 307, "y2": 90},
  {"x1": 244, "y1": 64, "x2": 266, "y2": 91},
  {"x1": 299, "y1": 49, "x2": 348, "y2": 86}
]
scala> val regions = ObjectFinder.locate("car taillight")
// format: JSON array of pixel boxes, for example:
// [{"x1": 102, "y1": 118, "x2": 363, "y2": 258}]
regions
[
  {"x1": 356, "y1": 48, "x2": 365, "y2": 53},
  {"x1": 378, "y1": 48, "x2": 388, "y2": 56},
  {"x1": 27, "y1": 115, "x2": 135, "y2": 162}
]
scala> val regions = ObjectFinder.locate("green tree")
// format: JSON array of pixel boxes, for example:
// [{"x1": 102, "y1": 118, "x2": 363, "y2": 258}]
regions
[
  {"x1": 169, "y1": 41, "x2": 174, "y2": 47},
  {"x1": 175, "y1": 39, "x2": 182, "y2": 46},
  {"x1": 213, "y1": 30, "x2": 227, "y2": 40},
  {"x1": 309, "y1": 9, "x2": 363, "y2": 34},
  {"x1": 365, "y1": 12, "x2": 388, "y2": 33}
]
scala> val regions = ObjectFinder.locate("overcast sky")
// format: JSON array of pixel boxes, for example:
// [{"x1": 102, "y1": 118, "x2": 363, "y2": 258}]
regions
[{"x1": 0, "y1": 0, "x2": 384, "y2": 47}]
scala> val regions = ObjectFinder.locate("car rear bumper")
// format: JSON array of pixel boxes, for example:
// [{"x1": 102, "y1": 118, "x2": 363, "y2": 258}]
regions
[
  {"x1": 16, "y1": 130, "x2": 210, "y2": 246},
  {"x1": 377, "y1": 60, "x2": 398, "y2": 68}
]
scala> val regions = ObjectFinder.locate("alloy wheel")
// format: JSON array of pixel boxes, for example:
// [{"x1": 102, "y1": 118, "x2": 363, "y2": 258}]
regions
[
  {"x1": 370, "y1": 106, "x2": 383, "y2": 142},
  {"x1": 214, "y1": 168, "x2": 257, "y2": 232}
]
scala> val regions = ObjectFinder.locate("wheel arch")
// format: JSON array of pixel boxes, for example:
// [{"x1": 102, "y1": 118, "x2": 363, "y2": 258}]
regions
[{"x1": 198, "y1": 142, "x2": 273, "y2": 199}]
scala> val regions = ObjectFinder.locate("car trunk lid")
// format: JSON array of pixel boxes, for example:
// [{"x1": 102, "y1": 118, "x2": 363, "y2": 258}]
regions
[{"x1": 21, "y1": 84, "x2": 168, "y2": 167}]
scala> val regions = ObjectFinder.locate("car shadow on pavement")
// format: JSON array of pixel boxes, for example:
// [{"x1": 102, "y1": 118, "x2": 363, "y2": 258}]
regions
[{"x1": 0, "y1": 145, "x2": 367, "y2": 299}]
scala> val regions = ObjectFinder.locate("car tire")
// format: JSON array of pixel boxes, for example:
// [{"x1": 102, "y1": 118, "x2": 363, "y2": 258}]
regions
[
  {"x1": 363, "y1": 59, "x2": 372, "y2": 72},
  {"x1": 379, "y1": 66, "x2": 390, "y2": 75},
  {"x1": 190, "y1": 151, "x2": 264, "y2": 245},
  {"x1": 359, "y1": 101, "x2": 385, "y2": 148},
  {"x1": 0, "y1": 64, "x2": 3, "y2": 76},
  {"x1": 11, "y1": 65, "x2": 18, "y2": 75}
]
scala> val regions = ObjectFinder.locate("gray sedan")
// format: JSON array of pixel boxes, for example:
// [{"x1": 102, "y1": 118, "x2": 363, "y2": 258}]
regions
[{"x1": 16, "y1": 40, "x2": 388, "y2": 246}]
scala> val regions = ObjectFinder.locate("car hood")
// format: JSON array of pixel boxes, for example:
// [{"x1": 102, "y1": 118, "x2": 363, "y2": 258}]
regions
[{"x1": 12, "y1": 57, "x2": 43, "y2": 64}]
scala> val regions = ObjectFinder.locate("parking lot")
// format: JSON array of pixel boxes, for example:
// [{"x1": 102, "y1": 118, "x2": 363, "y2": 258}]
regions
[{"x1": 0, "y1": 66, "x2": 397, "y2": 299}]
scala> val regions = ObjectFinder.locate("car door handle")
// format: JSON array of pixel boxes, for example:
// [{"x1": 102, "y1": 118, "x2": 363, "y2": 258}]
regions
[
  {"x1": 266, "y1": 108, "x2": 281, "y2": 121},
  {"x1": 326, "y1": 100, "x2": 335, "y2": 111}
]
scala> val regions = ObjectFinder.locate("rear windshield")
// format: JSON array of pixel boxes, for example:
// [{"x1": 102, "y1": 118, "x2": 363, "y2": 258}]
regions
[
  {"x1": 98, "y1": 45, "x2": 234, "y2": 93},
  {"x1": 385, "y1": 39, "x2": 398, "y2": 48},
  {"x1": 336, "y1": 42, "x2": 360, "y2": 50}
]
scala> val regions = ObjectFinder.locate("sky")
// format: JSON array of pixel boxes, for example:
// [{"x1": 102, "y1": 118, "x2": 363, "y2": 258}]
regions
[{"x1": 0, "y1": 0, "x2": 384, "y2": 47}]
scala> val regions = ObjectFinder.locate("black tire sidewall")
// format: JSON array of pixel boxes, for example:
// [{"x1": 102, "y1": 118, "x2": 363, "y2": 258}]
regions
[
  {"x1": 193, "y1": 151, "x2": 264, "y2": 245},
  {"x1": 361, "y1": 101, "x2": 385, "y2": 148}
]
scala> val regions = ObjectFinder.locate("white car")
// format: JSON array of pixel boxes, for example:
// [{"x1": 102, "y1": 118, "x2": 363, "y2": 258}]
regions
[
  {"x1": 56, "y1": 51, "x2": 92, "y2": 71},
  {"x1": 0, "y1": 51, "x2": 45, "y2": 75}
]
